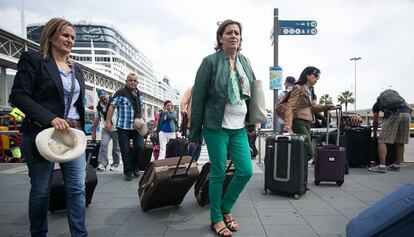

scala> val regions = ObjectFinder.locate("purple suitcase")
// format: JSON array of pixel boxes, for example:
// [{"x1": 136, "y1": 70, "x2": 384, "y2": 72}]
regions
[{"x1": 314, "y1": 105, "x2": 346, "y2": 186}]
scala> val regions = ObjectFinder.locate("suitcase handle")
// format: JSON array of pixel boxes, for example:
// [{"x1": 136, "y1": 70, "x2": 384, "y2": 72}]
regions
[
  {"x1": 172, "y1": 144, "x2": 199, "y2": 178},
  {"x1": 325, "y1": 105, "x2": 342, "y2": 146}
]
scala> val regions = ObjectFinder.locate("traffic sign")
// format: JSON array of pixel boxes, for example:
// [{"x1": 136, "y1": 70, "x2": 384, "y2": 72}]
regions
[{"x1": 279, "y1": 20, "x2": 317, "y2": 35}]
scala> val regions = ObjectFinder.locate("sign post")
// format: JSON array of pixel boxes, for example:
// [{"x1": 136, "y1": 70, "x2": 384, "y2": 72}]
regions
[{"x1": 271, "y1": 9, "x2": 318, "y2": 132}]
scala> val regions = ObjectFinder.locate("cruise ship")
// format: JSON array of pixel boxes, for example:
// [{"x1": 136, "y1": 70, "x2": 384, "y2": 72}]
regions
[{"x1": 26, "y1": 21, "x2": 180, "y2": 120}]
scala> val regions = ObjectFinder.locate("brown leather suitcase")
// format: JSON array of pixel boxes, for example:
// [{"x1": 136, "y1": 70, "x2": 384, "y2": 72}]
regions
[{"x1": 138, "y1": 155, "x2": 198, "y2": 211}]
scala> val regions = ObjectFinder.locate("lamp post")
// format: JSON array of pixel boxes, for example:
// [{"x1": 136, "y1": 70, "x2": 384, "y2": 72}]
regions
[{"x1": 350, "y1": 57, "x2": 361, "y2": 111}]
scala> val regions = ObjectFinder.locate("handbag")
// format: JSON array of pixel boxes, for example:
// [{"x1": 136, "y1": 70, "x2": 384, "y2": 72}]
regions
[
  {"x1": 275, "y1": 91, "x2": 291, "y2": 120},
  {"x1": 248, "y1": 80, "x2": 267, "y2": 124}
]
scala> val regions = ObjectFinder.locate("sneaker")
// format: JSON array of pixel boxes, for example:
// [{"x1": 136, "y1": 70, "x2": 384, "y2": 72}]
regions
[
  {"x1": 124, "y1": 173, "x2": 133, "y2": 181},
  {"x1": 109, "y1": 164, "x2": 119, "y2": 171},
  {"x1": 368, "y1": 165, "x2": 386, "y2": 173},
  {"x1": 387, "y1": 164, "x2": 401, "y2": 172},
  {"x1": 96, "y1": 164, "x2": 106, "y2": 171}
]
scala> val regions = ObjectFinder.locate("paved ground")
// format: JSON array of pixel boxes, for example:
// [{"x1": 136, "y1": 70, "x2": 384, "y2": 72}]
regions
[{"x1": 1, "y1": 138, "x2": 414, "y2": 237}]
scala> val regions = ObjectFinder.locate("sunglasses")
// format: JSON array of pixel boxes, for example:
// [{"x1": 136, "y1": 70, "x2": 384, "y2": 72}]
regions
[{"x1": 312, "y1": 73, "x2": 320, "y2": 78}]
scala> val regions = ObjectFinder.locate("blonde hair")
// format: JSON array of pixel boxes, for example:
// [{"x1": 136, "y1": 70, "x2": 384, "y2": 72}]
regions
[{"x1": 39, "y1": 18, "x2": 74, "y2": 59}]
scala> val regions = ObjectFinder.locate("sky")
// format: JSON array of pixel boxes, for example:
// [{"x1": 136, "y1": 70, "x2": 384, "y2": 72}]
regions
[{"x1": 1, "y1": 0, "x2": 413, "y2": 111}]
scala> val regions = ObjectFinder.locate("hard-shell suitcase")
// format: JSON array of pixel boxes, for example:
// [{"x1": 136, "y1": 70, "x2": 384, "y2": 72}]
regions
[
  {"x1": 263, "y1": 133, "x2": 307, "y2": 199},
  {"x1": 137, "y1": 139, "x2": 152, "y2": 171},
  {"x1": 138, "y1": 154, "x2": 199, "y2": 211},
  {"x1": 49, "y1": 165, "x2": 98, "y2": 212},
  {"x1": 314, "y1": 105, "x2": 346, "y2": 186},
  {"x1": 343, "y1": 126, "x2": 372, "y2": 167},
  {"x1": 346, "y1": 183, "x2": 414, "y2": 237},
  {"x1": 165, "y1": 138, "x2": 189, "y2": 158},
  {"x1": 194, "y1": 160, "x2": 234, "y2": 206},
  {"x1": 85, "y1": 140, "x2": 100, "y2": 168}
]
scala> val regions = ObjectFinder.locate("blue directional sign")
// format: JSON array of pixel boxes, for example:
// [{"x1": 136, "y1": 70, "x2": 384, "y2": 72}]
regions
[{"x1": 279, "y1": 20, "x2": 317, "y2": 35}]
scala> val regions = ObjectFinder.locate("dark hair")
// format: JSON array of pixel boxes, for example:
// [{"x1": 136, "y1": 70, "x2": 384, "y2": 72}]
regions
[
  {"x1": 296, "y1": 66, "x2": 320, "y2": 85},
  {"x1": 164, "y1": 100, "x2": 172, "y2": 106},
  {"x1": 214, "y1": 19, "x2": 243, "y2": 51}
]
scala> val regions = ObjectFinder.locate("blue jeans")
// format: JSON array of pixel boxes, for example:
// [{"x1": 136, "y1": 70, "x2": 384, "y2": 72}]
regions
[
  {"x1": 22, "y1": 134, "x2": 87, "y2": 237},
  {"x1": 117, "y1": 128, "x2": 143, "y2": 175}
]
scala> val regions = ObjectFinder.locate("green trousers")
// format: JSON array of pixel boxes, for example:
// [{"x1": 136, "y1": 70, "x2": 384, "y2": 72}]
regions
[
  {"x1": 203, "y1": 127, "x2": 253, "y2": 223},
  {"x1": 292, "y1": 118, "x2": 313, "y2": 161}
]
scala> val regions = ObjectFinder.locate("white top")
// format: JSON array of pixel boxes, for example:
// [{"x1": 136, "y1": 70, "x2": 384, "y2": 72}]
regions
[{"x1": 221, "y1": 100, "x2": 247, "y2": 129}]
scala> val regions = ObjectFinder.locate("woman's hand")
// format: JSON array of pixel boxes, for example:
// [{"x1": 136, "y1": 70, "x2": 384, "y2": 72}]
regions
[
  {"x1": 283, "y1": 125, "x2": 292, "y2": 133},
  {"x1": 50, "y1": 117, "x2": 70, "y2": 132},
  {"x1": 327, "y1": 104, "x2": 336, "y2": 110}
]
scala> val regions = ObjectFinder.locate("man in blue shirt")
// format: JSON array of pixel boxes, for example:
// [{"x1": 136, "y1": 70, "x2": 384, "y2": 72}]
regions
[{"x1": 105, "y1": 73, "x2": 144, "y2": 181}]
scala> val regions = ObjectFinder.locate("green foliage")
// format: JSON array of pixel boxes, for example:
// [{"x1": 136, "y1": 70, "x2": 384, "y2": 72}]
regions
[
  {"x1": 319, "y1": 94, "x2": 333, "y2": 105},
  {"x1": 337, "y1": 90, "x2": 355, "y2": 111}
]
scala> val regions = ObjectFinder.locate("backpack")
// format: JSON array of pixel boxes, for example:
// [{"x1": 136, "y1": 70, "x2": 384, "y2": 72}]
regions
[{"x1": 377, "y1": 89, "x2": 404, "y2": 112}]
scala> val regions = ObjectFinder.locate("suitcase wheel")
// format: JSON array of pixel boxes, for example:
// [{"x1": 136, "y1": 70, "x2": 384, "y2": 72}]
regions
[
  {"x1": 261, "y1": 189, "x2": 268, "y2": 195},
  {"x1": 314, "y1": 180, "x2": 320, "y2": 186},
  {"x1": 293, "y1": 194, "x2": 301, "y2": 200},
  {"x1": 336, "y1": 181, "x2": 344, "y2": 186}
]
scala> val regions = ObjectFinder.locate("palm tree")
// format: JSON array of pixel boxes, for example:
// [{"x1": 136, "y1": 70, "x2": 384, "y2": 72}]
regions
[
  {"x1": 319, "y1": 94, "x2": 333, "y2": 105},
  {"x1": 337, "y1": 90, "x2": 355, "y2": 111}
]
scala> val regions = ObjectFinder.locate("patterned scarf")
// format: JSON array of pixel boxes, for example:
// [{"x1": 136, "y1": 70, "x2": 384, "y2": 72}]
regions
[{"x1": 228, "y1": 56, "x2": 251, "y2": 104}]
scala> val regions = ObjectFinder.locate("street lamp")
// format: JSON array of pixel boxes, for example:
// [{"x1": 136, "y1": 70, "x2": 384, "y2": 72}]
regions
[{"x1": 350, "y1": 57, "x2": 361, "y2": 111}]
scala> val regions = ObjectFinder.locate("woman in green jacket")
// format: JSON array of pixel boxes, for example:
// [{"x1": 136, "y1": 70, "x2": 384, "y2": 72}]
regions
[{"x1": 190, "y1": 19, "x2": 255, "y2": 237}]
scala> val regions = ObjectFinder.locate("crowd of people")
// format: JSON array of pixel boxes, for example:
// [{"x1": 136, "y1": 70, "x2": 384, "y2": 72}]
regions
[{"x1": 3, "y1": 16, "x2": 412, "y2": 237}]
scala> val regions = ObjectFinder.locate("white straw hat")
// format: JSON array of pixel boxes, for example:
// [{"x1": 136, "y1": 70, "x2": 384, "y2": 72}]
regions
[
  {"x1": 35, "y1": 127, "x2": 86, "y2": 163},
  {"x1": 133, "y1": 118, "x2": 148, "y2": 136}
]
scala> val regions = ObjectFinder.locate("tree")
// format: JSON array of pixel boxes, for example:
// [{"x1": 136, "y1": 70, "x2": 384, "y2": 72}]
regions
[
  {"x1": 319, "y1": 94, "x2": 333, "y2": 105},
  {"x1": 337, "y1": 90, "x2": 355, "y2": 111}
]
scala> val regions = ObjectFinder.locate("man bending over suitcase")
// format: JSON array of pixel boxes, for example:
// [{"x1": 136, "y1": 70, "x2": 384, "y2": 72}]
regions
[{"x1": 369, "y1": 90, "x2": 412, "y2": 173}]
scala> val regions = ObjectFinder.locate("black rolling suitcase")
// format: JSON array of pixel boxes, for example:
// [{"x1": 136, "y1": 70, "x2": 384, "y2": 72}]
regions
[
  {"x1": 49, "y1": 165, "x2": 98, "y2": 212},
  {"x1": 194, "y1": 160, "x2": 234, "y2": 206},
  {"x1": 343, "y1": 126, "x2": 372, "y2": 167},
  {"x1": 165, "y1": 138, "x2": 189, "y2": 158},
  {"x1": 263, "y1": 134, "x2": 307, "y2": 199},
  {"x1": 137, "y1": 139, "x2": 152, "y2": 171},
  {"x1": 49, "y1": 150, "x2": 98, "y2": 212},
  {"x1": 85, "y1": 140, "x2": 100, "y2": 168},
  {"x1": 138, "y1": 153, "x2": 199, "y2": 211}
]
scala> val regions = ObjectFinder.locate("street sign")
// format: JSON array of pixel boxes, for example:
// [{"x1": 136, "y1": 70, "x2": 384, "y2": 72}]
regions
[
  {"x1": 280, "y1": 20, "x2": 317, "y2": 28},
  {"x1": 279, "y1": 20, "x2": 317, "y2": 35}
]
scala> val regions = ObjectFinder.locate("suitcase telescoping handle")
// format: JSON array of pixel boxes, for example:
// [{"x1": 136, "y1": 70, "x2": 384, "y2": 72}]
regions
[
  {"x1": 325, "y1": 105, "x2": 342, "y2": 146},
  {"x1": 172, "y1": 144, "x2": 199, "y2": 178}
]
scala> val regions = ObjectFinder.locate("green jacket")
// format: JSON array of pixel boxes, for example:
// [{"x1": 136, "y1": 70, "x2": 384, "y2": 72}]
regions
[{"x1": 190, "y1": 50, "x2": 255, "y2": 143}]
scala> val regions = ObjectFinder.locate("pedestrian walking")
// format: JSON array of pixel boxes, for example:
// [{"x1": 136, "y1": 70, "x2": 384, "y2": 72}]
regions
[
  {"x1": 10, "y1": 18, "x2": 88, "y2": 236},
  {"x1": 105, "y1": 73, "x2": 144, "y2": 181}
]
